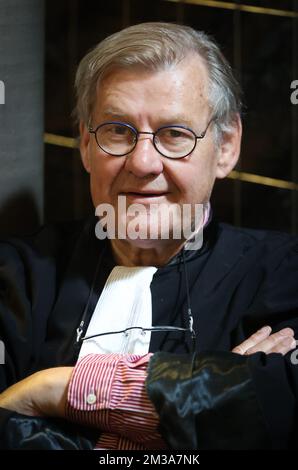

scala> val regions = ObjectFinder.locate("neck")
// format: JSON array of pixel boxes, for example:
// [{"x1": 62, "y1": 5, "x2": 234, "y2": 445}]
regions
[{"x1": 110, "y1": 238, "x2": 186, "y2": 267}]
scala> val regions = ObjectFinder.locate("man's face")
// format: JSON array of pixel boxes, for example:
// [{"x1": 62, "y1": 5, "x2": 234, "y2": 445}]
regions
[{"x1": 80, "y1": 55, "x2": 240, "y2": 246}]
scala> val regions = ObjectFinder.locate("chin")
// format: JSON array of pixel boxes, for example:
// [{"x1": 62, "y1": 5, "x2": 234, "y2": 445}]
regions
[
  {"x1": 124, "y1": 236, "x2": 181, "y2": 251},
  {"x1": 120, "y1": 217, "x2": 183, "y2": 245},
  {"x1": 125, "y1": 238, "x2": 160, "y2": 250}
]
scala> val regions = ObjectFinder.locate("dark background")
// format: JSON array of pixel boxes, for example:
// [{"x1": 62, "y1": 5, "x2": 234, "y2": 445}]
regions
[{"x1": 4, "y1": 0, "x2": 298, "y2": 235}]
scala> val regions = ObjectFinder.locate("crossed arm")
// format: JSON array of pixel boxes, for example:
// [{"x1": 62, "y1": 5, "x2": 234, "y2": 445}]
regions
[{"x1": 0, "y1": 326, "x2": 295, "y2": 420}]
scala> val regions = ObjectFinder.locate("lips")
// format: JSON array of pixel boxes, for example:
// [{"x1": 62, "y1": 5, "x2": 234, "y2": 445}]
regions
[
  {"x1": 120, "y1": 191, "x2": 169, "y2": 203},
  {"x1": 125, "y1": 191, "x2": 167, "y2": 197},
  {"x1": 121, "y1": 189, "x2": 169, "y2": 196}
]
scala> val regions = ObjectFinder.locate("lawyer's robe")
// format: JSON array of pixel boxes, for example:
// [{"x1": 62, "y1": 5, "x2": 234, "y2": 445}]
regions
[{"x1": 0, "y1": 216, "x2": 297, "y2": 449}]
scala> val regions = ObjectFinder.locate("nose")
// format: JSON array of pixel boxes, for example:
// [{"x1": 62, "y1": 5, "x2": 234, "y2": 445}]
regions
[{"x1": 124, "y1": 134, "x2": 164, "y2": 178}]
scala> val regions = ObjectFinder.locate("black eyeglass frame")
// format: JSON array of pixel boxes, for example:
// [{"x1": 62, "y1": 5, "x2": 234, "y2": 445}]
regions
[{"x1": 88, "y1": 119, "x2": 214, "y2": 159}]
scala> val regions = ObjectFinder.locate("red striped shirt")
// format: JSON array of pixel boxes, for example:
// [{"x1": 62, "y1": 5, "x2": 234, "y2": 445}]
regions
[{"x1": 66, "y1": 353, "x2": 167, "y2": 450}]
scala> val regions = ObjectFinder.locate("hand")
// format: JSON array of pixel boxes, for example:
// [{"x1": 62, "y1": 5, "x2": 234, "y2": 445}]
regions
[
  {"x1": 232, "y1": 326, "x2": 296, "y2": 356},
  {"x1": 0, "y1": 367, "x2": 73, "y2": 417}
]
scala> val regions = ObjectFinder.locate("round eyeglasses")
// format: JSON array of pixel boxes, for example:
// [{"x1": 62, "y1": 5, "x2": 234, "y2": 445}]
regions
[{"x1": 88, "y1": 120, "x2": 213, "y2": 159}]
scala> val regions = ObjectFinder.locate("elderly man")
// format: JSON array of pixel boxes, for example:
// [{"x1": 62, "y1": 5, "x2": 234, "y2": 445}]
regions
[{"x1": 0, "y1": 22, "x2": 297, "y2": 450}]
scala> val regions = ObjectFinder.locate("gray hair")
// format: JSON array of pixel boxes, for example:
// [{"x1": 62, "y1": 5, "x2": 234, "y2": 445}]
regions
[{"x1": 74, "y1": 22, "x2": 242, "y2": 141}]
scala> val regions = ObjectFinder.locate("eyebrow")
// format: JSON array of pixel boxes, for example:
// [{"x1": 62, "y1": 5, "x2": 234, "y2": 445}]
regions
[
  {"x1": 102, "y1": 108, "x2": 129, "y2": 120},
  {"x1": 101, "y1": 108, "x2": 196, "y2": 128}
]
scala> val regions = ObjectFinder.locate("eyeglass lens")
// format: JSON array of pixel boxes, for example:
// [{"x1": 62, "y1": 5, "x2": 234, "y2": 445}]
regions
[{"x1": 95, "y1": 123, "x2": 196, "y2": 158}]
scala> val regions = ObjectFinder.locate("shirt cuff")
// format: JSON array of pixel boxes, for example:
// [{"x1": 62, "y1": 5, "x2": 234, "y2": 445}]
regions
[{"x1": 66, "y1": 353, "x2": 166, "y2": 448}]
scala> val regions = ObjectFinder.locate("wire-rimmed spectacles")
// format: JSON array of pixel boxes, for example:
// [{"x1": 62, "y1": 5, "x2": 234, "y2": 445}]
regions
[
  {"x1": 88, "y1": 120, "x2": 213, "y2": 160},
  {"x1": 79, "y1": 324, "x2": 197, "y2": 354}
]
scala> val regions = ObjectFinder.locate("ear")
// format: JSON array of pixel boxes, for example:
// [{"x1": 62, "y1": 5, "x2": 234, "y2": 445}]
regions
[
  {"x1": 79, "y1": 120, "x2": 91, "y2": 173},
  {"x1": 215, "y1": 115, "x2": 242, "y2": 179}
]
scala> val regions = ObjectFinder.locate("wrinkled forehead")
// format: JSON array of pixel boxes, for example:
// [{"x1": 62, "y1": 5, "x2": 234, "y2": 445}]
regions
[{"x1": 92, "y1": 55, "x2": 210, "y2": 123}]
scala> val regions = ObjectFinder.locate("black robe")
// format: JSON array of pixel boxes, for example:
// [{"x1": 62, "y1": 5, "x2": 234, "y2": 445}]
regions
[{"x1": 0, "y1": 215, "x2": 297, "y2": 449}]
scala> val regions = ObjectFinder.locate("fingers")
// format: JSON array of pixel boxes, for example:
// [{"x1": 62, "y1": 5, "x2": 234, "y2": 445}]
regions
[
  {"x1": 232, "y1": 326, "x2": 296, "y2": 356},
  {"x1": 245, "y1": 328, "x2": 296, "y2": 356},
  {"x1": 232, "y1": 326, "x2": 272, "y2": 355},
  {"x1": 267, "y1": 336, "x2": 297, "y2": 355}
]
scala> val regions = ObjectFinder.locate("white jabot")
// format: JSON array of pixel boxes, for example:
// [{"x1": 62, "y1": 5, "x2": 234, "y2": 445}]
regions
[{"x1": 79, "y1": 266, "x2": 157, "y2": 358}]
